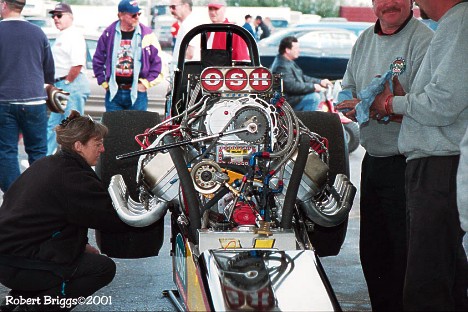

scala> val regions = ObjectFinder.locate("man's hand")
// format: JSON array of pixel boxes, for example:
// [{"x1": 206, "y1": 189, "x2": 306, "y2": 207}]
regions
[
  {"x1": 336, "y1": 98, "x2": 360, "y2": 122},
  {"x1": 186, "y1": 45, "x2": 195, "y2": 60},
  {"x1": 320, "y1": 79, "x2": 333, "y2": 88},
  {"x1": 392, "y1": 76, "x2": 406, "y2": 96},
  {"x1": 137, "y1": 82, "x2": 147, "y2": 92},
  {"x1": 314, "y1": 83, "x2": 324, "y2": 92},
  {"x1": 370, "y1": 80, "x2": 393, "y2": 120},
  {"x1": 85, "y1": 244, "x2": 101, "y2": 255}
]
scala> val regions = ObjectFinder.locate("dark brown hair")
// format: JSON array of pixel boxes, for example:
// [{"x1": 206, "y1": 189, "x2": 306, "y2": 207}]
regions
[
  {"x1": 279, "y1": 36, "x2": 298, "y2": 55},
  {"x1": 4, "y1": 0, "x2": 26, "y2": 11},
  {"x1": 55, "y1": 110, "x2": 108, "y2": 151}
]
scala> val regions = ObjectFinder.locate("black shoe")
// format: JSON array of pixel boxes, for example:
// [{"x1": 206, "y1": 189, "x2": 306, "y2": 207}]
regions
[{"x1": 11, "y1": 305, "x2": 39, "y2": 312}]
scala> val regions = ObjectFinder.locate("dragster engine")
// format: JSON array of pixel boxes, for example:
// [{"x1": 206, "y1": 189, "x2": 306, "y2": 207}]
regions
[{"x1": 109, "y1": 66, "x2": 355, "y2": 233}]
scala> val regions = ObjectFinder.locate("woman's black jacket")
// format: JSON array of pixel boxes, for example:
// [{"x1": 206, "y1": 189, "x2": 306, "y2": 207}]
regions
[{"x1": 0, "y1": 150, "x2": 131, "y2": 265}]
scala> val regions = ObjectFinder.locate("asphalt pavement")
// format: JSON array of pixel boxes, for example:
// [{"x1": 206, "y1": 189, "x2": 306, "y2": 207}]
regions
[{"x1": 1, "y1": 143, "x2": 466, "y2": 311}]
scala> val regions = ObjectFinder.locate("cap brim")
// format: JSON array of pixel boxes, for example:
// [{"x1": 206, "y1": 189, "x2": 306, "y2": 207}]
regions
[
  {"x1": 50, "y1": 9, "x2": 71, "y2": 14},
  {"x1": 121, "y1": 8, "x2": 140, "y2": 13}
]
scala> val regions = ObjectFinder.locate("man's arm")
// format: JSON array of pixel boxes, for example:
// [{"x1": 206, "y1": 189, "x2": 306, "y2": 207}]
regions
[
  {"x1": 43, "y1": 36, "x2": 55, "y2": 85},
  {"x1": 92, "y1": 34, "x2": 109, "y2": 88},
  {"x1": 278, "y1": 62, "x2": 316, "y2": 95},
  {"x1": 458, "y1": 127, "x2": 468, "y2": 232},
  {"x1": 139, "y1": 32, "x2": 163, "y2": 89},
  {"x1": 375, "y1": 23, "x2": 467, "y2": 126},
  {"x1": 66, "y1": 65, "x2": 83, "y2": 83}
]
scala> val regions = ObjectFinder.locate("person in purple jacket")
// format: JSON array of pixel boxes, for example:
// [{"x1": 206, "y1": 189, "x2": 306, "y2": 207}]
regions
[{"x1": 92, "y1": 0, "x2": 162, "y2": 111}]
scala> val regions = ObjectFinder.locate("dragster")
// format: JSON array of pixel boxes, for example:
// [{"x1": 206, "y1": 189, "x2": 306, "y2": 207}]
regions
[{"x1": 95, "y1": 24, "x2": 356, "y2": 311}]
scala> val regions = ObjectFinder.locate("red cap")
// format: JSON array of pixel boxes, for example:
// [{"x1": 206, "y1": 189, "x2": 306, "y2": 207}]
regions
[{"x1": 208, "y1": 0, "x2": 226, "y2": 9}]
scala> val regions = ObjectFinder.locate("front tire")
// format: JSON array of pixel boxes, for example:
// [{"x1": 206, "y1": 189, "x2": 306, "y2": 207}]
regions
[
  {"x1": 95, "y1": 110, "x2": 165, "y2": 258},
  {"x1": 295, "y1": 111, "x2": 350, "y2": 257},
  {"x1": 344, "y1": 122, "x2": 360, "y2": 154}
]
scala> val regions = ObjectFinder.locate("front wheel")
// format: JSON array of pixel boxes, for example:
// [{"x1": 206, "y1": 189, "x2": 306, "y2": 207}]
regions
[{"x1": 343, "y1": 122, "x2": 360, "y2": 154}]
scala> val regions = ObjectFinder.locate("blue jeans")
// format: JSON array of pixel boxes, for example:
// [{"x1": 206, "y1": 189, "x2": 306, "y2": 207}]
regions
[
  {"x1": 294, "y1": 92, "x2": 321, "y2": 111},
  {"x1": 0, "y1": 103, "x2": 47, "y2": 192},
  {"x1": 105, "y1": 89, "x2": 148, "y2": 112},
  {"x1": 47, "y1": 74, "x2": 90, "y2": 155}
]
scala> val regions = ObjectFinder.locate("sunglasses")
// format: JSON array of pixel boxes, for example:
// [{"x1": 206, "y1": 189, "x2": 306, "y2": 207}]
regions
[
  {"x1": 51, "y1": 13, "x2": 64, "y2": 19},
  {"x1": 169, "y1": 4, "x2": 183, "y2": 10},
  {"x1": 60, "y1": 114, "x2": 94, "y2": 128},
  {"x1": 128, "y1": 12, "x2": 141, "y2": 18}
]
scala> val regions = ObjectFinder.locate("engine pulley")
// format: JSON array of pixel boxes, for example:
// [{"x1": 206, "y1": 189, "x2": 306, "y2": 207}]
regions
[
  {"x1": 191, "y1": 160, "x2": 223, "y2": 194},
  {"x1": 234, "y1": 108, "x2": 268, "y2": 143}
]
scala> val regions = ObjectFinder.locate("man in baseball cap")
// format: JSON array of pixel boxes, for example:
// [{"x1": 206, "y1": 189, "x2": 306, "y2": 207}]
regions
[
  {"x1": 92, "y1": 0, "x2": 162, "y2": 112},
  {"x1": 46, "y1": 2, "x2": 91, "y2": 155},
  {"x1": 118, "y1": 0, "x2": 141, "y2": 13},
  {"x1": 206, "y1": 0, "x2": 249, "y2": 62}
]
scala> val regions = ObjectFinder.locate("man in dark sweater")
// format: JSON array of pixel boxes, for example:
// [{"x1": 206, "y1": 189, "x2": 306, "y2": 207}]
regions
[
  {"x1": 0, "y1": 0, "x2": 55, "y2": 193},
  {"x1": 270, "y1": 36, "x2": 332, "y2": 111}
]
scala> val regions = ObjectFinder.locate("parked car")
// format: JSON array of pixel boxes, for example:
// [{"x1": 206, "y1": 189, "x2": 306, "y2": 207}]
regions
[
  {"x1": 293, "y1": 21, "x2": 374, "y2": 37},
  {"x1": 154, "y1": 23, "x2": 174, "y2": 50},
  {"x1": 25, "y1": 16, "x2": 58, "y2": 34},
  {"x1": 258, "y1": 27, "x2": 358, "y2": 80},
  {"x1": 153, "y1": 15, "x2": 177, "y2": 51},
  {"x1": 268, "y1": 17, "x2": 289, "y2": 34},
  {"x1": 46, "y1": 32, "x2": 169, "y2": 118}
]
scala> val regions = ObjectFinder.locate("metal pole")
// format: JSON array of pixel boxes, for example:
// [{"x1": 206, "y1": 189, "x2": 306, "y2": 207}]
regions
[{"x1": 146, "y1": 0, "x2": 152, "y2": 27}]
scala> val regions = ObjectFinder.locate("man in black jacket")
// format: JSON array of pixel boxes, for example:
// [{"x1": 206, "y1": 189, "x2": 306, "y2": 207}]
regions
[{"x1": 270, "y1": 36, "x2": 332, "y2": 111}]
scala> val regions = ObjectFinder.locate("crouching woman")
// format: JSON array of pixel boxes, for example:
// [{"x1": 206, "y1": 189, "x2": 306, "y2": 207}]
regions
[{"x1": 0, "y1": 110, "x2": 131, "y2": 311}]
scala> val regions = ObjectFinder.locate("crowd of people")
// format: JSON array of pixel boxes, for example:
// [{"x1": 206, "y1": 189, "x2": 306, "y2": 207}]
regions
[
  {"x1": 336, "y1": 0, "x2": 467, "y2": 310},
  {"x1": 337, "y1": 0, "x2": 433, "y2": 310},
  {"x1": 0, "y1": 0, "x2": 466, "y2": 311}
]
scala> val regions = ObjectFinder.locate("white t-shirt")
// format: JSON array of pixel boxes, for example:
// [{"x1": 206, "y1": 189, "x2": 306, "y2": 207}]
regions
[
  {"x1": 172, "y1": 12, "x2": 201, "y2": 70},
  {"x1": 51, "y1": 25, "x2": 87, "y2": 78}
]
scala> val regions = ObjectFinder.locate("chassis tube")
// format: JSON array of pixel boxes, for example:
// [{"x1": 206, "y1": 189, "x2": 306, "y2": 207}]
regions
[
  {"x1": 165, "y1": 136, "x2": 201, "y2": 244},
  {"x1": 281, "y1": 134, "x2": 310, "y2": 229}
]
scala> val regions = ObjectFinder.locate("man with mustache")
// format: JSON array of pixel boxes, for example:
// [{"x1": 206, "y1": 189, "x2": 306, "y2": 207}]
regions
[
  {"x1": 169, "y1": 0, "x2": 201, "y2": 71},
  {"x1": 371, "y1": 0, "x2": 468, "y2": 310},
  {"x1": 336, "y1": 0, "x2": 433, "y2": 310},
  {"x1": 93, "y1": 0, "x2": 162, "y2": 112}
]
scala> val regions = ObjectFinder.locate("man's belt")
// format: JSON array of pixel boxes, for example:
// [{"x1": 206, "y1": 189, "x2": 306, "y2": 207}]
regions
[
  {"x1": 54, "y1": 76, "x2": 68, "y2": 83},
  {"x1": 118, "y1": 84, "x2": 132, "y2": 90}
]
